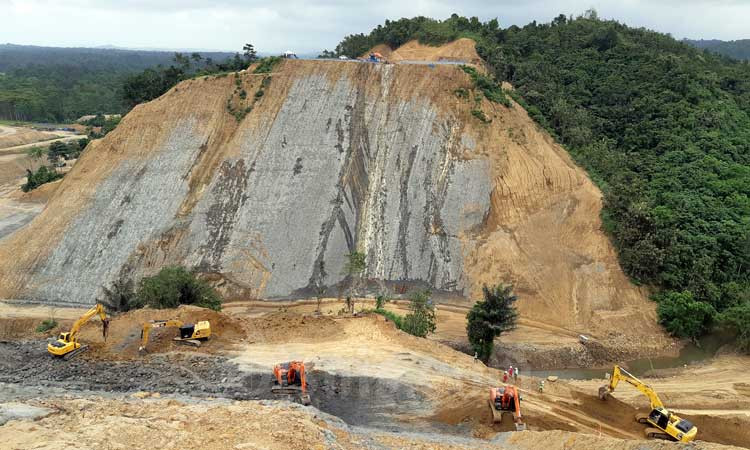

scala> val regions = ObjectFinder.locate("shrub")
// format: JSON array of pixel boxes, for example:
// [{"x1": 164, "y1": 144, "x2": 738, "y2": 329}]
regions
[
  {"x1": 401, "y1": 290, "x2": 436, "y2": 338},
  {"x1": 21, "y1": 166, "x2": 63, "y2": 192},
  {"x1": 656, "y1": 291, "x2": 715, "y2": 340},
  {"x1": 719, "y1": 302, "x2": 750, "y2": 352},
  {"x1": 36, "y1": 318, "x2": 58, "y2": 333},
  {"x1": 137, "y1": 266, "x2": 222, "y2": 311},
  {"x1": 253, "y1": 56, "x2": 282, "y2": 74},
  {"x1": 467, "y1": 284, "x2": 519, "y2": 363},
  {"x1": 101, "y1": 277, "x2": 140, "y2": 312},
  {"x1": 471, "y1": 109, "x2": 490, "y2": 123}
]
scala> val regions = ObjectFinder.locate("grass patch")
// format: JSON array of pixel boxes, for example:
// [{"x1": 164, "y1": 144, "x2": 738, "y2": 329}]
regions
[{"x1": 36, "y1": 319, "x2": 58, "y2": 333}]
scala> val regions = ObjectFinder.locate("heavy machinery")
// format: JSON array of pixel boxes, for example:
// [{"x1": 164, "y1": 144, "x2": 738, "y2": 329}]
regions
[
  {"x1": 47, "y1": 303, "x2": 109, "y2": 360},
  {"x1": 139, "y1": 320, "x2": 211, "y2": 352},
  {"x1": 272, "y1": 361, "x2": 311, "y2": 405},
  {"x1": 599, "y1": 365, "x2": 697, "y2": 442},
  {"x1": 489, "y1": 386, "x2": 526, "y2": 430}
]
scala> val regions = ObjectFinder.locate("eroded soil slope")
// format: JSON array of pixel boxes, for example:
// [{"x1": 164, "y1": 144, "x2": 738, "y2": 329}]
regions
[{"x1": 0, "y1": 42, "x2": 664, "y2": 347}]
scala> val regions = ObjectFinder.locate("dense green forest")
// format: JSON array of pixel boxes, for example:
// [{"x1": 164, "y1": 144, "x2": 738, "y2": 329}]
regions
[
  {"x1": 0, "y1": 45, "x2": 233, "y2": 122},
  {"x1": 685, "y1": 39, "x2": 750, "y2": 61},
  {"x1": 336, "y1": 13, "x2": 750, "y2": 349}
]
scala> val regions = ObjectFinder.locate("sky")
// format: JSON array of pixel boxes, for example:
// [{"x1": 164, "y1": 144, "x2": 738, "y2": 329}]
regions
[{"x1": 1, "y1": 0, "x2": 749, "y2": 53}]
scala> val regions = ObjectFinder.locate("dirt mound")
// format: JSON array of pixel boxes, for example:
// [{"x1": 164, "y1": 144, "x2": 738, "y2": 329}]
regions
[
  {"x1": 390, "y1": 38, "x2": 482, "y2": 64},
  {"x1": 0, "y1": 127, "x2": 58, "y2": 150},
  {"x1": 244, "y1": 311, "x2": 344, "y2": 344},
  {"x1": 364, "y1": 38, "x2": 481, "y2": 64},
  {"x1": 77, "y1": 305, "x2": 246, "y2": 359}
]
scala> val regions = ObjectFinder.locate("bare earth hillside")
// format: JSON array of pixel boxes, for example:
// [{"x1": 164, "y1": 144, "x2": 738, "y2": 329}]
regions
[{"x1": 0, "y1": 47, "x2": 665, "y2": 353}]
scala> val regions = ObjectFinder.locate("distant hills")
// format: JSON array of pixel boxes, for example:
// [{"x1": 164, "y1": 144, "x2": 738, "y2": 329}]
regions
[
  {"x1": 0, "y1": 43, "x2": 235, "y2": 72},
  {"x1": 683, "y1": 39, "x2": 750, "y2": 60}
]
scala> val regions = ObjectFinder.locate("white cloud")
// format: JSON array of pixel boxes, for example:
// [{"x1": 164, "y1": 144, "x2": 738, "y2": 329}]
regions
[{"x1": 1, "y1": 0, "x2": 748, "y2": 53}]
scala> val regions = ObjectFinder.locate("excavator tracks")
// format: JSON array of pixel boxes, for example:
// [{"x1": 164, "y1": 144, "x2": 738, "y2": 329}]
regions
[
  {"x1": 63, "y1": 345, "x2": 89, "y2": 360},
  {"x1": 644, "y1": 427, "x2": 672, "y2": 440}
]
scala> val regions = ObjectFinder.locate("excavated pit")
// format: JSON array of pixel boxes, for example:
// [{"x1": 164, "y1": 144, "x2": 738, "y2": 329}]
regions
[{"x1": 0, "y1": 340, "x2": 429, "y2": 431}]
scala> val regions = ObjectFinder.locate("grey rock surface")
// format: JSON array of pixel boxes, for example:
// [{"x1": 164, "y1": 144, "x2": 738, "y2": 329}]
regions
[{"x1": 19, "y1": 67, "x2": 491, "y2": 304}]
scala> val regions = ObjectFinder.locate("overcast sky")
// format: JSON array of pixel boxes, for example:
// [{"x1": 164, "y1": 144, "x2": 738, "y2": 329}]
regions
[{"x1": 2, "y1": 0, "x2": 748, "y2": 53}]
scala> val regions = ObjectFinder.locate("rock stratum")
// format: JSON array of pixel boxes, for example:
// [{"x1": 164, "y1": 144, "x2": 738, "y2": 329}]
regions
[{"x1": 0, "y1": 49, "x2": 662, "y2": 339}]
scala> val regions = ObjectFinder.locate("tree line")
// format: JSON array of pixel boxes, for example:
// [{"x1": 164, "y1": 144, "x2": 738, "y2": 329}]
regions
[{"x1": 335, "y1": 13, "x2": 750, "y2": 350}]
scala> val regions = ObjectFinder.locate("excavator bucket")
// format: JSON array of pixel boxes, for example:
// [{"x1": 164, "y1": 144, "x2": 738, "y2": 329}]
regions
[{"x1": 598, "y1": 385, "x2": 610, "y2": 400}]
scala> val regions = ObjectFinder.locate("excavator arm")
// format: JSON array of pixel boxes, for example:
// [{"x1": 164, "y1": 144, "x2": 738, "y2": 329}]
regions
[
  {"x1": 139, "y1": 319, "x2": 210, "y2": 352},
  {"x1": 69, "y1": 304, "x2": 109, "y2": 342},
  {"x1": 601, "y1": 365, "x2": 664, "y2": 409},
  {"x1": 47, "y1": 303, "x2": 109, "y2": 359}
]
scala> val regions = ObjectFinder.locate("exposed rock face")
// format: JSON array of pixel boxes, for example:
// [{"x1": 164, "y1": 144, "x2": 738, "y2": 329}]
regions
[{"x1": 0, "y1": 57, "x2": 663, "y2": 340}]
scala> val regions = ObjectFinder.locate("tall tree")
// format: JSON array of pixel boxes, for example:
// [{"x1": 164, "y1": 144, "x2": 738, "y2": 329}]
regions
[
  {"x1": 467, "y1": 284, "x2": 519, "y2": 363},
  {"x1": 243, "y1": 43, "x2": 258, "y2": 63}
]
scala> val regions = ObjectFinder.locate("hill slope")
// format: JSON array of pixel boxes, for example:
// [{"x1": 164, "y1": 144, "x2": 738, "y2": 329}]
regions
[{"x1": 0, "y1": 55, "x2": 665, "y2": 345}]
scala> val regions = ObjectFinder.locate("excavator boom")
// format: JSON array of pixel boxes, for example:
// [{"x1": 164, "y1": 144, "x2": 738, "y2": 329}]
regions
[{"x1": 139, "y1": 320, "x2": 211, "y2": 352}]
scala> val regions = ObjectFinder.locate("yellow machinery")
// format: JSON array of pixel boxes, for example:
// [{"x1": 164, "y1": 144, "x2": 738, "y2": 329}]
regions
[
  {"x1": 139, "y1": 320, "x2": 211, "y2": 352},
  {"x1": 47, "y1": 304, "x2": 109, "y2": 359},
  {"x1": 599, "y1": 365, "x2": 697, "y2": 442}
]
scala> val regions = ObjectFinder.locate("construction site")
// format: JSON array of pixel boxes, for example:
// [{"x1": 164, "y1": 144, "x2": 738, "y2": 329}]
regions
[{"x1": 0, "y1": 39, "x2": 749, "y2": 449}]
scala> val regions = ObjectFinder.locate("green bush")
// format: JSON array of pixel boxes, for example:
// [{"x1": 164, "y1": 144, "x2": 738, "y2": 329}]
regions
[
  {"x1": 137, "y1": 266, "x2": 222, "y2": 311},
  {"x1": 467, "y1": 284, "x2": 519, "y2": 362},
  {"x1": 656, "y1": 291, "x2": 715, "y2": 340},
  {"x1": 719, "y1": 302, "x2": 750, "y2": 352},
  {"x1": 21, "y1": 166, "x2": 63, "y2": 192},
  {"x1": 253, "y1": 56, "x2": 282, "y2": 74},
  {"x1": 401, "y1": 290, "x2": 436, "y2": 338},
  {"x1": 471, "y1": 109, "x2": 490, "y2": 123},
  {"x1": 36, "y1": 319, "x2": 58, "y2": 333}
]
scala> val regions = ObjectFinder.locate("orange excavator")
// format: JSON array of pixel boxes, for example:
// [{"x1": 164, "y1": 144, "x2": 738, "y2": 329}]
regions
[
  {"x1": 272, "y1": 361, "x2": 311, "y2": 405},
  {"x1": 489, "y1": 386, "x2": 526, "y2": 430}
]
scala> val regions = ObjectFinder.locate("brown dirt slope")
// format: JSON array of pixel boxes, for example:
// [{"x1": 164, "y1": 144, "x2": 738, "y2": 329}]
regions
[
  {"x1": 2, "y1": 396, "x2": 740, "y2": 450},
  {"x1": 365, "y1": 38, "x2": 482, "y2": 64}
]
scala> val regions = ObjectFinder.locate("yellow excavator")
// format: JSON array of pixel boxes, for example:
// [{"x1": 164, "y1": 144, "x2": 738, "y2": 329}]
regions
[
  {"x1": 599, "y1": 365, "x2": 697, "y2": 442},
  {"x1": 139, "y1": 320, "x2": 211, "y2": 353},
  {"x1": 47, "y1": 303, "x2": 109, "y2": 359}
]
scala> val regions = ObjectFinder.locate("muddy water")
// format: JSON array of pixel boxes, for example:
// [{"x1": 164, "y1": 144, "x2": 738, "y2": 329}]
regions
[{"x1": 527, "y1": 334, "x2": 727, "y2": 380}]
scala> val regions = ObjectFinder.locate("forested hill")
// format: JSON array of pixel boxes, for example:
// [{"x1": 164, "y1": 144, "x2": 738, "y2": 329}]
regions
[
  {"x1": 0, "y1": 44, "x2": 233, "y2": 122},
  {"x1": 684, "y1": 39, "x2": 750, "y2": 61},
  {"x1": 336, "y1": 14, "x2": 750, "y2": 349}
]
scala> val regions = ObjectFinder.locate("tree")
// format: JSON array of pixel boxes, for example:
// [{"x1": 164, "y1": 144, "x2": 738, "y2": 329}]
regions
[
  {"x1": 318, "y1": 49, "x2": 336, "y2": 58},
  {"x1": 137, "y1": 266, "x2": 222, "y2": 311},
  {"x1": 26, "y1": 145, "x2": 46, "y2": 163},
  {"x1": 101, "y1": 277, "x2": 139, "y2": 312},
  {"x1": 342, "y1": 251, "x2": 366, "y2": 313},
  {"x1": 719, "y1": 302, "x2": 750, "y2": 352},
  {"x1": 47, "y1": 141, "x2": 68, "y2": 165},
  {"x1": 656, "y1": 291, "x2": 715, "y2": 340},
  {"x1": 467, "y1": 284, "x2": 519, "y2": 363},
  {"x1": 243, "y1": 43, "x2": 258, "y2": 63},
  {"x1": 21, "y1": 166, "x2": 63, "y2": 192},
  {"x1": 401, "y1": 289, "x2": 437, "y2": 337}
]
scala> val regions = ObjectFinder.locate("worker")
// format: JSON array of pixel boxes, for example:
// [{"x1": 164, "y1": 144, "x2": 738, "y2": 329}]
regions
[
  {"x1": 514, "y1": 367, "x2": 519, "y2": 382},
  {"x1": 503, "y1": 371, "x2": 508, "y2": 383},
  {"x1": 509, "y1": 366, "x2": 514, "y2": 379},
  {"x1": 473, "y1": 351, "x2": 478, "y2": 363},
  {"x1": 538, "y1": 380, "x2": 545, "y2": 393}
]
